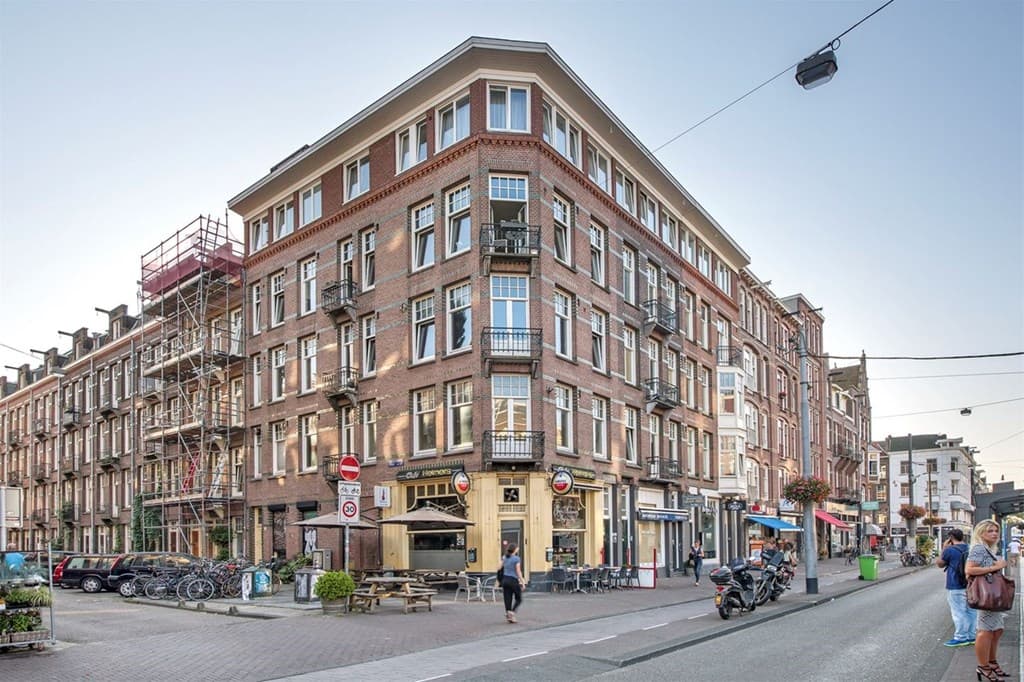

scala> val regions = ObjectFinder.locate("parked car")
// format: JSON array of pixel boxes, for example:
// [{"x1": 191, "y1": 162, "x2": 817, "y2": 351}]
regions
[
  {"x1": 107, "y1": 552, "x2": 200, "y2": 596},
  {"x1": 58, "y1": 554, "x2": 121, "y2": 592},
  {"x1": 20, "y1": 550, "x2": 78, "y2": 585}
]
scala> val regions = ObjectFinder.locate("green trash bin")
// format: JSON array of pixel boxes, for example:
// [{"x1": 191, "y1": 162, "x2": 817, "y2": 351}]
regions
[{"x1": 858, "y1": 554, "x2": 879, "y2": 580}]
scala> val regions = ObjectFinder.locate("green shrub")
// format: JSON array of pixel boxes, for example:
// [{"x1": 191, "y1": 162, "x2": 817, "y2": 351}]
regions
[
  {"x1": 278, "y1": 554, "x2": 312, "y2": 584},
  {"x1": 313, "y1": 571, "x2": 355, "y2": 601}
]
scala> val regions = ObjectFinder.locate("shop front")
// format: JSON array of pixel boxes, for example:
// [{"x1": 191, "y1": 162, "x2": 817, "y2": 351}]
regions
[{"x1": 817, "y1": 507, "x2": 854, "y2": 557}]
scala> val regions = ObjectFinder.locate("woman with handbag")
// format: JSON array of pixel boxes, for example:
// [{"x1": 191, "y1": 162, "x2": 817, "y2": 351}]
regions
[
  {"x1": 500, "y1": 543, "x2": 526, "y2": 623},
  {"x1": 966, "y1": 519, "x2": 1011, "y2": 680}
]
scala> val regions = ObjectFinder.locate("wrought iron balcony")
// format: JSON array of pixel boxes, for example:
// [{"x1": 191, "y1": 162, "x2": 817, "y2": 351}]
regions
[
  {"x1": 99, "y1": 451, "x2": 119, "y2": 469},
  {"x1": 832, "y1": 444, "x2": 864, "y2": 463},
  {"x1": 642, "y1": 299, "x2": 677, "y2": 335},
  {"x1": 61, "y1": 505, "x2": 80, "y2": 524},
  {"x1": 321, "y1": 279, "x2": 358, "y2": 318},
  {"x1": 62, "y1": 409, "x2": 81, "y2": 429},
  {"x1": 96, "y1": 505, "x2": 114, "y2": 522},
  {"x1": 716, "y1": 345, "x2": 743, "y2": 367},
  {"x1": 480, "y1": 222, "x2": 541, "y2": 259},
  {"x1": 320, "y1": 453, "x2": 361, "y2": 483},
  {"x1": 6, "y1": 429, "x2": 20, "y2": 446},
  {"x1": 6, "y1": 470, "x2": 21, "y2": 486},
  {"x1": 143, "y1": 442, "x2": 165, "y2": 459},
  {"x1": 33, "y1": 419, "x2": 49, "y2": 438},
  {"x1": 140, "y1": 377, "x2": 163, "y2": 401},
  {"x1": 98, "y1": 397, "x2": 119, "y2": 418},
  {"x1": 645, "y1": 457, "x2": 682, "y2": 481},
  {"x1": 31, "y1": 509, "x2": 49, "y2": 525},
  {"x1": 831, "y1": 486, "x2": 861, "y2": 503},
  {"x1": 33, "y1": 464, "x2": 50, "y2": 481},
  {"x1": 60, "y1": 458, "x2": 78, "y2": 477},
  {"x1": 483, "y1": 430, "x2": 544, "y2": 466},
  {"x1": 320, "y1": 367, "x2": 359, "y2": 407},
  {"x1": 481, "y1": 327, "x2": 542, "y2": 377},
  {"x1": 643, "y1": 378, "x2": 681, "y2": 409}
]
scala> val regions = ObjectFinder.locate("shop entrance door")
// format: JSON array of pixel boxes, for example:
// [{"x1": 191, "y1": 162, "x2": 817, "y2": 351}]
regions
[{"x1": 501, "y1": 520, "x2": 524, "y2": 575}]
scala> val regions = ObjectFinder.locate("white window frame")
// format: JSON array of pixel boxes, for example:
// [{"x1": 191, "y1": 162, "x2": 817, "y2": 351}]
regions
[
  {"x1": 299, "y1": 336, "x2": 317, "y2": 394},
  {"x1": 362, "y1": 401, "x2": 377, "y2": 463},
  {"x1": 362, "y1": 315, "x2": 376, "y2": 376},
  {"x1": 252, "y1": 426, "x2": 262, "y2": 479},
  {"x1": 412, "y1": 294, "x2": 436, "y2": 363},
  {"x1": 412, "y1": 201, "x2": 435, "y2": 270},
  {"x1": 438, "y1": 94, "x2": 470, "y2": 151},
  {"x1": 299, "y1": 413, "x2": 317, "y2": 472},
  {"x1": 587, "y1": 145, "x2": 610, "y2": 193},
  {"x1": 361, "y1": 228, "x2": 376, "y2": 290},
  {"x1": 300, "y1": 257, "x2": 317, "y2": 315},
  {"x1": 251, "y1": 354, "x2": 263, "y2": 406},
  {"x1": 615, "y1": 170, "x2": 635, "y2": 214},
  {"x1": 345, "y1": 156, "x2": 370, "y2": 202},
  {"x1": 639, "y1": 193, "x2": 657, "y2": 232},
  {"x1": 541, "y1": 101, "x2": 580, "y2": 165},
  {"x1": 591, "y1": 309, "x2": 607, "y2": 373},
  {"x1": 554, "y1": 290, "x2": 573, "y2": 359},
  {"x1": 300, "y1": 182, "x2": 321, "y2": 226},
  {"x1": 275, "y1": 200, "x2": 295, "y2": 240},
  {"x1": 592, "y1": 396, "x2": 608, "y2": 460},
  {"x1": 590, "y1": 223, "x2": 605, "y2": 285},
  {"x1": 488, "y1": 84, "x2": 529, "y2": 132},
  {"x1": 250, "y1": 216, "x2": 268, "y2": 253},
  {"x1": 625, "y1": 406, "x2": 638, "y2": 464},
  {"x1": 554, "y1": 384, "x2": 573, "y2": 452},
  {"x1": 397, "y1": 120, "x2": 428, "y2": 173},
  {"x1": 446, "y1": 184, "x2": 471, "y2": 256},
  {"x1": 272, "y1": 421, "x2": 286, "y2": 475},
  {"x1": 413, "y1": 387, "x2": 437, "y2": 456},
  {"x1": 251, "y1": 283, "x2": 262, "y2": 334},
  {"x1": 271, "y1": 346, "x2": 286, "y2": 401},
  {"x1": 623, "y1": 326, "x2": 637, "y2": 385},
  {"x1": 552, "y1": 194, "x2": 572, "y2": 265},
  {"x1": 271, "y1": 271, "x2": 285, "y2": 327},
  {"x1": 622, "y1": 246, "x2": 636, "y2": 304},
  {"x1": 446, "y1": 282, "x2": 472, "y2": 354},
  {"x1": 447, "y1": 379, "x2": 473, "y2": 451}
]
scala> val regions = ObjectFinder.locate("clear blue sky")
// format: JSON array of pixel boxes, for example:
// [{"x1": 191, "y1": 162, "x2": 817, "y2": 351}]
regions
[{"x1": 1, "y1": 1, "x2": 1021, "y2": 485}]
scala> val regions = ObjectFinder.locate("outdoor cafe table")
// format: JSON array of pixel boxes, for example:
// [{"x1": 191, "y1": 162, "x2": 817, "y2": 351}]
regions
[
  {"x1": 566, "y1": 567, "x2": 590, "y2": 593},
  {"x1": 351, "y1": 576, "x2": 437, "y2": 613}
]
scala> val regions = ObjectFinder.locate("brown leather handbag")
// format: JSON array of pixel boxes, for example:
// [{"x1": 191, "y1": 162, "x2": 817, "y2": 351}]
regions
[{"x1": 966, "y1": 551, "x2": 1015, "y2": 612}]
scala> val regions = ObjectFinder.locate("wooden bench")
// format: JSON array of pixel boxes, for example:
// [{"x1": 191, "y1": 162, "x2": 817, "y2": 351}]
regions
[
  {"x1": 399, "y1": 588, "x2": 438, "y2": 614},
  {"x1": 348, "y1": 588, "x2": 383, "y2": 612}
]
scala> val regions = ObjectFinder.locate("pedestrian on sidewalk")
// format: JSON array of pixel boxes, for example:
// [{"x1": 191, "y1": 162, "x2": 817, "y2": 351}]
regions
[
  {"x1": 966, "y1": 520, "x2": 1009, "y2": 681},
  {"x1": 689, "y1": 540, "x2": 704, "y2": 586},
  {"x1": 935, "y1": 528, "x2": 976, "y2": 648},
  {"x1": 1007, "y1": 537, "x2": 1020, "y2": 569},
  {"x1": 501, "y1": 543, "x2": 526, "y2": 623}
]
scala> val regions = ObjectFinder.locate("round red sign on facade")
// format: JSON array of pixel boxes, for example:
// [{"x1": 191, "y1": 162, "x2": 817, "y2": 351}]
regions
[
  {"x1": 341, "y1": 500, "x2": 358, "y2": 520},
  {"x1": 551, "y1": 469, "x2": 574, "y2": 495},
  {"x1": 451, "y1": 470, "x2": 471, "y2": 496},
  {"x1": 338, "y1": 454, "x2": 361, "y2": 482}
]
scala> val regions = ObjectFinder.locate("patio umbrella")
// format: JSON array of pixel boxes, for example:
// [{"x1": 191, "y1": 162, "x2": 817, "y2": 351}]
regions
[
  {"x1": 378, "y1": 507, "x2": 475, "y2": 527},
  {"x1": 291, "y1": 512, "x2": 378, "y2": 530}
]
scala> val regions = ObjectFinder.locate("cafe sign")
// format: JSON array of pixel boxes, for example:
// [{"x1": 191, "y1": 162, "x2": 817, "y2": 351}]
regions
[
  {"x1": 551, "y1": 469, "x2": 575, "y2": 496},
  {"x1": 451, "y1": 470, "x2": 471, "y2": 496}
]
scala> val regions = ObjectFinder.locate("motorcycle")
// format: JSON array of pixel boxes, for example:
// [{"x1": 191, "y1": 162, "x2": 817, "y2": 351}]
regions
[
  {"x1": 899, "y1": 550, "x2": 930, "y2": 567},
  {"x1": 754, "y1": 551, "x2": 788, "y2": 606},
  {"x1": 710, "y1": 557, "x2": 758, "y2": 620}
]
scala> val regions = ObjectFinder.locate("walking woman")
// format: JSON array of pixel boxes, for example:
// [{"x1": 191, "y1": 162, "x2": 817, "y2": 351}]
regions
[
  {"x1": 690, "y1": 539, "x2": 704, "y2": 586},
  {"x1": 501, "y1": 543, "x2": 526, "y2": 623},
  {"x1": 966, "y1": 519, "x2": 1010, "y2": 681}
]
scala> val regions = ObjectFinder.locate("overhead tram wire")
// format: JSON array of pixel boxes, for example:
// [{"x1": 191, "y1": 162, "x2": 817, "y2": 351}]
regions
[
  {"x1": 813, "y1": 351, "x2": 1024, "y2": 361},
  {"x1": 873, "y1": 396, "x2": 1024, "y2": 419},
  {"x1": 871, "y1": 371, "x2": 1024, "y2": 381},
  {"x1": 651, "y1": 0, "x2": 898, "y2": 152}
]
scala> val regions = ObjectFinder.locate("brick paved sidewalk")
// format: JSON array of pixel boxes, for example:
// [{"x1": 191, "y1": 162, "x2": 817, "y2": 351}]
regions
[{"x1": 941, "y1": 563, "x2": 1021, "y2": 682}]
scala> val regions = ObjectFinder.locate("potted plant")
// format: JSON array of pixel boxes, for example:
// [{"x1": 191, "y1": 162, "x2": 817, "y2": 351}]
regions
[
  {"x1": 313, "y1": 570, "x2": 355, "y2": 615},
  {"x1": 898, "y1": 504, "x2": 926, "y2": 521},
  {"x1": 782, "y1": 477, "x2": 831, "y2": 505}
]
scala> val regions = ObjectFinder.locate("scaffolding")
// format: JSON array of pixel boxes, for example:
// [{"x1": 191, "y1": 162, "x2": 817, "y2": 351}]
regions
[{"x1": 137, "y1": 216, "x2": 244, "y2": 557}]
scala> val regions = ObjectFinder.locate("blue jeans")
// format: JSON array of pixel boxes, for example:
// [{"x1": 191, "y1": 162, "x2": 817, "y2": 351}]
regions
[{"x1": 947, "y1": 588, "x2": 977, "y2": 641}]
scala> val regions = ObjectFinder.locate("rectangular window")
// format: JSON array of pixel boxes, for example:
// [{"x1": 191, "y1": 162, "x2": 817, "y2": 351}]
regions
[
  {"x1": 299, "y1": 414, "x2": 317, "y2": 472},
  {"x1": 625, "y1": 406, "x2": 638, "y2": 464},
  {"x1": 362, "y1": 401, "x2": 377, "y2": 462},
  {"x1": 685, "y1": 359, "x2": 696, "y2": 408},
  {"x1": 639, "y1": 193, "x2": 658, "y2": 232},
  {"x1": 666, "y1": 350, "x2": 678, "y2": 390},
  {"x1": 252, "y1": 426, "x2": 262, "y2": 479},
  {"x1": 587, "y1": 145, "x2": 610, "y2": 193},
  {"x1": 447, "y1": 380, "x2": 473, "y2": 450},
  {"x1": 438, "y1": 94, "x2": 470, "y2": 150},
  {"x1": 591, "y1": 309, "x2": 607, "y2": 372},
  {"x1": 251, "y1": 283, "x2": 263, "y2": 334},
  {"x1": 271, "y1": 346, "x2": 286, "y2": 400},
  {"x1": 687, "y1": 427, "x2": 697, "y2": 475},
  {"x1": 231, "y1": 377, "x2": 244, "y2": 426},
  {"x1": 719, "y1": 435, "x2": 737, "y2": 476},
  {"x1": 715, "y1": 261, "x2": 732, "y2": 295},
  {"x1": 554, "y1": 385, "x2": 573, "y2": 451},
  {"x1": 413, "y1": 295, "x2": 436, "y2": 362},
  {"x1": 541, "y1": 102, "x2": 580, "y2": 165},
  {"x1": 615, "y1": 171, "x2": 635, "y2": 213},
  {"x1": 275, "y1": 200, "x2": 295, "y2": 239},
  {"x1": 554, "y1": 290, "x2": 573, "y2": 358},
  {"x1": 648, "y1": 415, "x2": 661, "y2": 463},
  {"x1": 300, "y1": 336, "x2": 317, "y2": 393},
  {"x1": 397, "y1": 120, "x2": 428, "y2": 172},
  {"x1": 272, "y1": 421, "x2": 286, "y2": 474},
  {"x1": 702, "y1": 431, "x2": 713, "y2": 478},
  {"x1": 552, "y1": 194, "x2": 572, "y2": 264},
  {"x1": 446, "y1": 282, "x2": 472, "y2": 354},
  {"x1": 412, "y1": 201, "x2": 435, "y2": 270},
  {"x1": 622, "y1": 246, "x2": 636, "y2": 304},
  {"x1": 700, "y1": 367, "x2": 711, "y2": 414},
  {"x1": 300, "y1": 257, "x2": 317, "y2": 315},
  {"x1": 361, "y1": 229, "x2": 376, "y2": 290},
  {"x1": 301, "y1": 183, "x2": 321, "y2": 226},
  {"x1": 592, "y1": 396, "x2": 608, "y2": 459},
  {"x1": 718, "y1": 372, "x2": 736, "y2": 415},
  {"x1": 489, "y1": 85, "x2": 528, "y2": 132},
  {"x1": 668, "y1": 421, "x2": 679, "y2": 465},
  {"x1": 271, "y1": 271, "x2": 285, "y2": 327},
  {"x1": 362, "y1": 316, "x2": 376, "y2": 376},
  {"x1": 623, "y1": 326, "x2": 637, "y2": 385},
  {"x1": 589, "y1": 224, "x2": 605, "y2": 285},
  {"x1": 661, "y1": 212, "x2": 678, "y2": 249},
  {"x1": 250, "y1": 216, "x2": 268, "y2": 253},
  {"x1": 447, "y1": 185, "x2": 471, "y2": 256},
  {"x1": 699, "y1": 303, "x2": 710, "y2": 348},
  {"x1": 251, "y1": 354, "x2": 263, "y2": 405},
  {"x1": 413, "y1": 388, "x2": 437, "y2": 455},
  {"x1": 697, "y1": 245, "x2": 711, "y2": 279},
  {"x1": 340, "y1": 406, "x2": 355, "y2": 454},
  {"x1": 679, "y1": 225, "x2": 695, "y2": 264},
  {"x1": 345, "y1": 156, "x2": 370, "y2": 201},
  {"x1": 681, "y1": 292, "x2": 694, "y2": 340}
]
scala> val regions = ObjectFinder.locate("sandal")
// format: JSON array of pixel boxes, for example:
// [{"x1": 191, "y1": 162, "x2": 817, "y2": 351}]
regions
[
  {"x1": 989, "y1": 661, "x2": 1010, "y2": 678},
  {"x1": 978, "y1": 666, "x2": 1001, "y2": 682}
]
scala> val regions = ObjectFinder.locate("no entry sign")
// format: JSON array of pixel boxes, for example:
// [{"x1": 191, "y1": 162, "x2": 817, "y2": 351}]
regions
[{"x1": 338, "y1": 454, "x2": 361, "y2": 481}]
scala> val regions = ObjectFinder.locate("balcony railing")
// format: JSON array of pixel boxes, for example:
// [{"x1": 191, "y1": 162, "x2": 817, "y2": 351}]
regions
[
  {"x1": 321, "y1": 279, "x2": 358, "y2": 317},
  {"x1": 6, "y1": 470, "x2": 21, "y2": 486},
  {"x1": 643, "y1": 378, "x2": 681, "y2": 409},
  {"x1": 96, "y1": 505, "x2": 114, "y2": 521},
  {"x1": 60, "y1": 458, "x2": 78, "y2": 477},
  {"x1": 33, "y1": 464, "x2": 50, "y2": 481},
  {"x1": 319, "y1": 367, "x2": 359, "y2": 405},
  {"x1": 62, "y1": 409, "x2": 81, "y2": 429},
  {"x1": 6, "y1": 429, "x2": 20, "y2": 446},
  {"x1": 61, "y1": 505, "x2": 80, "y2": 524},
  {"x1": 33, "y1": 419, "x2": 49, "y2": 438},
  {"x1": 645, "y1": 457, "x2": 682, "y2": 481},
  {"x1": 320, "y1": 453, "x2": 361, "y2": 483},
  {"x1": 643, "y1": 299, "x2": 677, "y2": 335},
  {"x1": 481, "y1": 328, "x2": 542, "y2": 376},
  {"x1": 140, "y1": 377, "x2": 164, "y2": 401},
  {"x1": 832, "y1": 486, "x2": 861, "y2": 503},
  {"x1": 832, "y1": 444, "x2": 864, "y2": 463},
  {"x1": 483, "y1": 430, "x2": 544, "y2": 466},
  {"x1": 480, "y1": 222, "x2": 541, "y2": 259},
  {"x1": 99, "y1": 451, "x2": 119, "y2": 469},
  {"x1": 716, "y1": 345, "x2": 743, "y2": 367},
  {"x1": 31, "y1": 509, "x2": 49, "y2": 525},
  {"x1": 143, "y1": 442, "x2": 165, "y2": 459},
  {"x1": 98, "y1": 397, "x2": 119, "y2": 417}
]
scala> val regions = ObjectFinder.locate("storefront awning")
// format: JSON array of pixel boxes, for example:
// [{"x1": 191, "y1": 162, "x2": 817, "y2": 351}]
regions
[
  {"x1": 815, "y1": 509, "x2": 853, "y2": 530},
  {"x1": 863, "y1": 523, "x2": 883, "y2": 536},
  {"x1": 746, "y1": 515, "x2": 804, "y2": 532},
  {"x1": 637, "y1": 507, "x2": 689, "y2": 522}
]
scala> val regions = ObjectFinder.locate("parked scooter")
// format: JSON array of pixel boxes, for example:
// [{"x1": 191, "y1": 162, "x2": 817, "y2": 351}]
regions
[
  {"x1": 754, "y1": 551, "x2": 788, "y2": 605},
  {"x1": 710, "y1": 557, "x2": 758, "y2": 620}
]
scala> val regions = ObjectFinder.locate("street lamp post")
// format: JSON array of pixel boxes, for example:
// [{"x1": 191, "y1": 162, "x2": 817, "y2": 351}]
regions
[{"x1": 794, "y1": 324, "x2": 818, "y2": 594}]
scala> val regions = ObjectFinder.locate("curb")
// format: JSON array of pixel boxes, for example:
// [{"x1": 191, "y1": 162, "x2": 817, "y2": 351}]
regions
[{"x1": 124, "y1": 597, "x2": 285, "y2": 620}]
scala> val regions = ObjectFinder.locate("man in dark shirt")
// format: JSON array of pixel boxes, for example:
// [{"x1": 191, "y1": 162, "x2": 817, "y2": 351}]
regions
[{"x1": 935, "y1": 529, "x2": 976, "y2": 647}]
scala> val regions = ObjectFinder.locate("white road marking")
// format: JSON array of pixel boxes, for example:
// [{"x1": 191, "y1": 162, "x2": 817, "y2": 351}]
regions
[
  {"x1": 414, "y1": 675, "x2": 451, "y2": 682},
  {"x1": 502, "y1": 651, "x2": 548, "y2": 662},
  {"x1": 687, "y1": 613, "x2": 709, "y2": 620},
  {"x1": 642, "y1": 622, "x2": 668, "y2": 630},
  {"x1": 583, "y1": 635, "x2": 617, "y2": 644}
]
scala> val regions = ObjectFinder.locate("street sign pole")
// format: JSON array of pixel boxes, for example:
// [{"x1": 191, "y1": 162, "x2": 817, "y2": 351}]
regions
[{"x1": 337, "y1": 481, "x2": 361, "y2": 574}]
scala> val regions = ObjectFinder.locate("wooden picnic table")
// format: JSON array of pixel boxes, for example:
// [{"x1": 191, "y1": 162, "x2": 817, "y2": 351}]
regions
[{"x1": 349, "y1": 576, "x2": 437, "y2": 614}]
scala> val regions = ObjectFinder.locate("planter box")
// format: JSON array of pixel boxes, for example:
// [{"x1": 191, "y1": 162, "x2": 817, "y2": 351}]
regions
[{"x1": 7, "y1": 629, "x2": 49, "y2": 644}]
